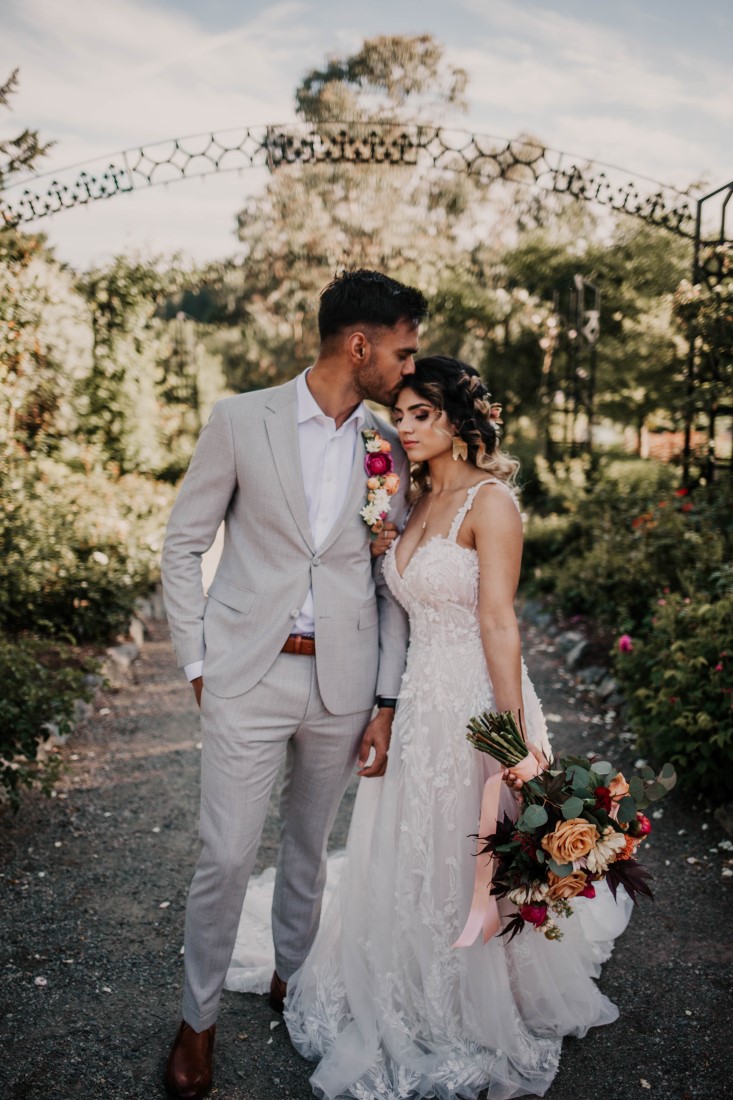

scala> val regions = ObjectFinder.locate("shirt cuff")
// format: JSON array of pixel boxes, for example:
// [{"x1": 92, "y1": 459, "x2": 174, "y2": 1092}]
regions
[{"x1": 184, "y1": 660, "x2": 204, "y2": 682}]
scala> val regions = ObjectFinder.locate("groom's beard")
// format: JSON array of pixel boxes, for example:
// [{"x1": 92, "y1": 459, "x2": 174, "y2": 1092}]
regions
[{"x1": 353, "y1": 366, "x2": 401, "y2": 408}]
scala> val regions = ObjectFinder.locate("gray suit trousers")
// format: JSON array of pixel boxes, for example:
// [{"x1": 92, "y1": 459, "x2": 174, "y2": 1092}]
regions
[{"x1": 182, "y1": 652, "x2": 371, "y2": 1031}]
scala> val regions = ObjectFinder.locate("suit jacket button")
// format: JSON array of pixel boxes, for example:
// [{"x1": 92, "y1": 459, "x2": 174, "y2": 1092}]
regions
[
  {"x1": 312, "y1": 558, "x2": 321, "y2": 567},
  {"x1": 290, "y1": 608, "x2": 299, "y2": 618}
]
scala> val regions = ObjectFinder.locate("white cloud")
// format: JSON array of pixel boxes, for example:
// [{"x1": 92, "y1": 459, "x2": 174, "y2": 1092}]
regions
[
  {"x1": 452, "y1": 0, "x2": 732, "y2": 181},
  {"x1": 2, "y1": 0, "x2": 311, "y2": 160}
]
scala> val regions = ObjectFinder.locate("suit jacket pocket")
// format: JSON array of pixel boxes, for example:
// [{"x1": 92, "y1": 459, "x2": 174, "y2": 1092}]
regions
[
  {"x1": 207, "y1": 576, "x2": 256, "y2": 614},
  {"x1": 358, "y1": 604, "x2": 379, "y2": 630}
]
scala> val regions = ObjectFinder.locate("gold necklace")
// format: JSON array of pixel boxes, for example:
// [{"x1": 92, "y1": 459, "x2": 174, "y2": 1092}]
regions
[{"x1": 420, "y1": 484, "x2": 470, "y2": 531}]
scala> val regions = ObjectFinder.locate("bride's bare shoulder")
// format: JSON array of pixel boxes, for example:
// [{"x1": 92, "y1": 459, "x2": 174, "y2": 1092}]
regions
[{"x1": 470, "y1": 480, "x2": 523, "y2": 538}]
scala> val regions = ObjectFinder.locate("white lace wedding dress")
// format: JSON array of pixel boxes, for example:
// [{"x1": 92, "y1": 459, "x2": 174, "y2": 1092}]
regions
[{"x1": 226, "y1": 481, "x2": 632, "y2": 1099}]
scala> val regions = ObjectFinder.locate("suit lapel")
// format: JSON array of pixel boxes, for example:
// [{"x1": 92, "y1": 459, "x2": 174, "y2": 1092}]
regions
[{"x1": 264, "y1": 380, "x2": 315, "y2": 553}]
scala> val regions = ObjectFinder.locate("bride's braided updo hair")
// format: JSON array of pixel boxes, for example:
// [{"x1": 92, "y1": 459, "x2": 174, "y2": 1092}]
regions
[{"x1": 398, "y1": 355, "x2": 519, "y2": 497}]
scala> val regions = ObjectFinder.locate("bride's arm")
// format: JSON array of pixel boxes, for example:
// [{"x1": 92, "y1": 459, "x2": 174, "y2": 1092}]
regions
[{"x1": 472, "y1": 485, "x2": 525, "y2": 720}]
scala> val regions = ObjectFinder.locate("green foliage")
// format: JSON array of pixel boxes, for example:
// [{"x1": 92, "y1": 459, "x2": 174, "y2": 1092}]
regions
[
  {"x1": 0, "y1": 632, "x2": 95, "y2": 809},
  {"x1": 0, "y1": 69, "x2": 53, "y2": 189},
  {"x1": 615, "y1": 580, "x2": 733, "y2": 803},
  {"x1": 296, "y1": 34, "x2": 468, "y2": 123},
  {"x1": 0, "y1": 452, "x2": 174, "y2": 643},
  {"x1": 528, "y1": 466, "x2": 729, "y2": 631}
]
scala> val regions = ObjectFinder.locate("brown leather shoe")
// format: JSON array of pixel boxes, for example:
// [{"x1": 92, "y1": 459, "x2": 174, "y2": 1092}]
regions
[
  {"x1": 269, "y1": 970, "x2": 287, "y2": 1014},
  {"x1": 164, "y1": 1020, "x2": 216, "y2": 1100}
]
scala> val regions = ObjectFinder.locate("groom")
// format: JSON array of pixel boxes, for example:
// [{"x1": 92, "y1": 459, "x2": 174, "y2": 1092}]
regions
[{"x1": 160, "y1": 269, "x2": 428, "y2": 1100}]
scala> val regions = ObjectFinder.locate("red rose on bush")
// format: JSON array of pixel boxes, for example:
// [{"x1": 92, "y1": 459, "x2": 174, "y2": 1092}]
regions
[{"x1": 364, "y1": 452, "x2": 394, "y2": 477}]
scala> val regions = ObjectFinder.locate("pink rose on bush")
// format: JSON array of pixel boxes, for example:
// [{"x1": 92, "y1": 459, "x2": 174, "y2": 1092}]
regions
[
  {"x1": 364, "y1": 451, "x2": 394, "y2": 477},
  {"x1": 618, "y1": 634, "x2": 633, "y2": 654},
  {"x1": 519, "y1": 903, "x2": 548, "y2": 927}
]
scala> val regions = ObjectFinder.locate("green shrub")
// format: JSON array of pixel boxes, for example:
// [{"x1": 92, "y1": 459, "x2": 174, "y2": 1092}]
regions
[
  {"x1": 614, "y1": 576, "x2": 733, "y2": 803},
  {"x1": 529, "y1": 476, "x2": 729, "y2": 631},
  {"x1": 0, "y1": 633, "x2": 96, "y2": 809},
  {"x1": 0, "y1": 453, "x2": 175, "y2": 642}
]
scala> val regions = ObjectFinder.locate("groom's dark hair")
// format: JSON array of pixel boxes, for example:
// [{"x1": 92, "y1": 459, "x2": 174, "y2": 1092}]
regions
[{"x1": 318, "y1": 269, "x2": 429, "y2": 342}]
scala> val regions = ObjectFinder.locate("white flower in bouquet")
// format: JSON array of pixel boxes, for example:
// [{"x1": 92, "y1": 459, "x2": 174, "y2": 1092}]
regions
[
  {"x1": 507, "y1": 882, "x2": 549, "y2": 906},
  {"x1": 360, "y1": 502, "x2": 382, "y2": 525},
  {"x1": 370, "y1": 488, "x2": 391, "y2": 513},
  {"x1": 585, "y1": 827, "x2": 627, "y2": 875}
]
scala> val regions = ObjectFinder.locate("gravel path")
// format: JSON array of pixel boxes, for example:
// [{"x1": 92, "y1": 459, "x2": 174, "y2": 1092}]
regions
[{"x1": 1, "y1": 617, "x2": 731, "y2": 1100}]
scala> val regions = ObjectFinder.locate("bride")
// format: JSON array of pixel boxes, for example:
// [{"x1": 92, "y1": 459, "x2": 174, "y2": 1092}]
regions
[{"x1": 227, "y1": 356, "x2": 631, "y2": 1099}]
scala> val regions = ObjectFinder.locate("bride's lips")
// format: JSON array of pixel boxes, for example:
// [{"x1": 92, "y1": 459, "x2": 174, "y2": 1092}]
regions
[{"x1": 401, "y1": 440, "x2": 419, "y2": 448}]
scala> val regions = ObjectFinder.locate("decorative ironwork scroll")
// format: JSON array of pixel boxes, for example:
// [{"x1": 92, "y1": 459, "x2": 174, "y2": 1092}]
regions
[
  {"x1": 0, "y1": 123, "x2": 699, "y2": 240},
  {"x1": 683, "y1": 180, "x2": 733, "y2": 481}
]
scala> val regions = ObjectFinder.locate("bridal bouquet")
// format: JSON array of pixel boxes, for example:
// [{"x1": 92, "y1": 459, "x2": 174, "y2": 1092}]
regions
[{"x1": 462, "y1": 711, "x2": 676, "y2": 942}]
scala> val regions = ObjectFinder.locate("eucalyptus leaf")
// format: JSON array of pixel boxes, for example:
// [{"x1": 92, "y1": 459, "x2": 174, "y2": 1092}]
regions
[
  {"x1": 535, "y1": 849, "x2": 545, "y2": 863},
  {"x1": 547, "y1": 859, "x2": 574, "y2": 878},
  {"x1": 640, "y1": 765, "x2": 655, "y2": 781},
  {"x1": 645, "y1": 781, "x2": 667, "y2": 801},
  {"x1": 592, "y1": 760, "x2": 613, "y2": 775},
  {"x1": 521, "y1": 804, "x2": 548, "y2": 829},
  {"x1": 659, "y1": 764, "x2": 677, "y2": 789},
  {"x1": 628, "y1": 776, "x2": 645, "y2": 802},
  {"x1": 567, "y1": 765, "x2": 590, "y2": 792},
  {"x1": 561, "y1": 796, "x2": 585, "y2": 819},
  {"x1": 616, "y1": 796, "x2": 638, "y2": 824}
]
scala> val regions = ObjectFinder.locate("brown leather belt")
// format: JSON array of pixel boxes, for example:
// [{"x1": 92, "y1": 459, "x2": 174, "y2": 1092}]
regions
[{"x1": 282, "y1": 634, "x2": 316, "y2": 656}]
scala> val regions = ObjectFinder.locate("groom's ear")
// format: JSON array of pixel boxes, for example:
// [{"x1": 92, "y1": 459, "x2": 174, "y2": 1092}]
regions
[{"x1": 347, "y1": 330, "x2": 369, "y2": 362}]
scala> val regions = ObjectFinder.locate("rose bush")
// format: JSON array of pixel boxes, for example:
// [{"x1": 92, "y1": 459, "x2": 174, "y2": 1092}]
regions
[
  {"x1": 615, "y1": 576, "x2": 733, "y2": 803},
  {"x1": 0, "y1": 632, "x2": 96, "y2": 809},
  {"x1": 0, "y1": 452, "x2": 175, "y2": 643}
]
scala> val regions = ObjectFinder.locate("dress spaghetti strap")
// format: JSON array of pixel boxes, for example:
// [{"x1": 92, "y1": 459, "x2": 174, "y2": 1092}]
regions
[{"x1": 447, "y1": 479, "x2": 498, "y2": 543}]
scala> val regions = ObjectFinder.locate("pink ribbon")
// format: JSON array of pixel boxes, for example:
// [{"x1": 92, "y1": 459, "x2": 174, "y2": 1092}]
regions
[{"x1": 453, "y1": 747, "x2": 544, "y2": 948}]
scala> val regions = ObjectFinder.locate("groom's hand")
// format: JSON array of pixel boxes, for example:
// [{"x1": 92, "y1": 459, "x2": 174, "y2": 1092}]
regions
[
  {"x1": 356, "y1": 708, "x2": 394, "y2": 778},
  {"x1": 191, "y1": 676, "x2": 204, "y2": 708}
]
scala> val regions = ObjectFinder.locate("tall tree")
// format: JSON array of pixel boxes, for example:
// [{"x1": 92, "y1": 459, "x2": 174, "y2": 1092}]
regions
[{"x1": 216, "y1": 35, "x2": 477, "y2": 391}]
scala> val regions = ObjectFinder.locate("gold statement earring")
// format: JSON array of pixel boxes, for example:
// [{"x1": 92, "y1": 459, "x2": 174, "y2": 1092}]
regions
[{"x1": 452, "y1": 436, "x2": 468, "y2": 462}]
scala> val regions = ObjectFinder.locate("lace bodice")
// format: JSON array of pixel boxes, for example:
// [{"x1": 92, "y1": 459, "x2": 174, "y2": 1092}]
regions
[{"x1": 383, "y1": 479, "x2": 503, "y2": 651}]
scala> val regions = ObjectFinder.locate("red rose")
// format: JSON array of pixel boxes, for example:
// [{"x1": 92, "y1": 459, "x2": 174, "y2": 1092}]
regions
[
  {"x1": 594, "y1": 786, "x2": 613, "y2": 812},
  {"x1": 364, "y1": 452, "x2": 393, "y2": 477},
  {"x1": 675, "y1": 487, "x2": 689, "y2": 497},
  {"x1": 519, "y1": 904, "x2": 548, "y2": 927}
]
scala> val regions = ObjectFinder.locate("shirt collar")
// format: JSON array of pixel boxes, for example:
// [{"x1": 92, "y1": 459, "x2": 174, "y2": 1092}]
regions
[{"x1": 296, "y1": 369, "x2": 366, "y2": 431}]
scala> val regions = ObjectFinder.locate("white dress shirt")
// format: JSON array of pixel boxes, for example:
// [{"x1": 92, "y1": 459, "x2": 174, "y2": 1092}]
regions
[{"x1": 185, "y1": 370, "x2": 365, "y2": 681}]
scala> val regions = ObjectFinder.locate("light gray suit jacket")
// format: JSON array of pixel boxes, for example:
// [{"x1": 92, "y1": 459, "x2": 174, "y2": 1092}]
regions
[{"x1": 161, "y1": 378, "x2": 410, "y2": 715}]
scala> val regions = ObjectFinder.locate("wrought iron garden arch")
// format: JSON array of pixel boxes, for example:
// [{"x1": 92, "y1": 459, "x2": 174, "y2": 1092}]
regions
[{"x1": 1, "y1": 122, "x2": 729, "y2": 478}]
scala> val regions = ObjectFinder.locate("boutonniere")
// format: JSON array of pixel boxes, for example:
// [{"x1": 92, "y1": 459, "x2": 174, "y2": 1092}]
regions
[{"x1": 360, "y1": 429, "x2": 400, "y2": 539}]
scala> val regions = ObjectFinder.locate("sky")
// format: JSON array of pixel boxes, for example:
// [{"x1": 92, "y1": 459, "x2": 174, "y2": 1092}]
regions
[{"x1": 1, "y1": 0, "x2": 731, "y2": 270}]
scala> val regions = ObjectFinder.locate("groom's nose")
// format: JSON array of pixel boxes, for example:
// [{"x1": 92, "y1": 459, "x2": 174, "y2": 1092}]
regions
[{"x1": 402, "y1": 358, "x2": 416, "y2": 376}]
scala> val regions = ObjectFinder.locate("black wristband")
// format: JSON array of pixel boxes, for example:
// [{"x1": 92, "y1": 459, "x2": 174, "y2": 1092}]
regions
[{"x1": 376, "y1": 696, "x2": 397, "y2": 709}]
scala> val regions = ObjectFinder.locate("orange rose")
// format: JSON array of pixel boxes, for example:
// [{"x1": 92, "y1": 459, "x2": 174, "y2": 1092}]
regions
[
  {"x1": 367, "y1": 477, "x2": 380, "y2": 490},
  {"x1": 546, "y1": 870, "x2": 589, "y2": 901},
  {"x1": 541, "y1": 819, "x2": 598, "y2": 864},
  {"x1": 383, "y1": 473, "x2": 400, "y2": 494},
  {"x1": 609, "y1": 773, "x2": 630, "y2": 799},
  {"x1": 379, "y1": 439, "x2": 392, "y2": 453}
]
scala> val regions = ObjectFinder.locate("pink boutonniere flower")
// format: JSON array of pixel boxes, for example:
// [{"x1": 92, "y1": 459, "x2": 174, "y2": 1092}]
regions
[{"x1": 360, "y1": 429, "x2": 400, "y2": 538}]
